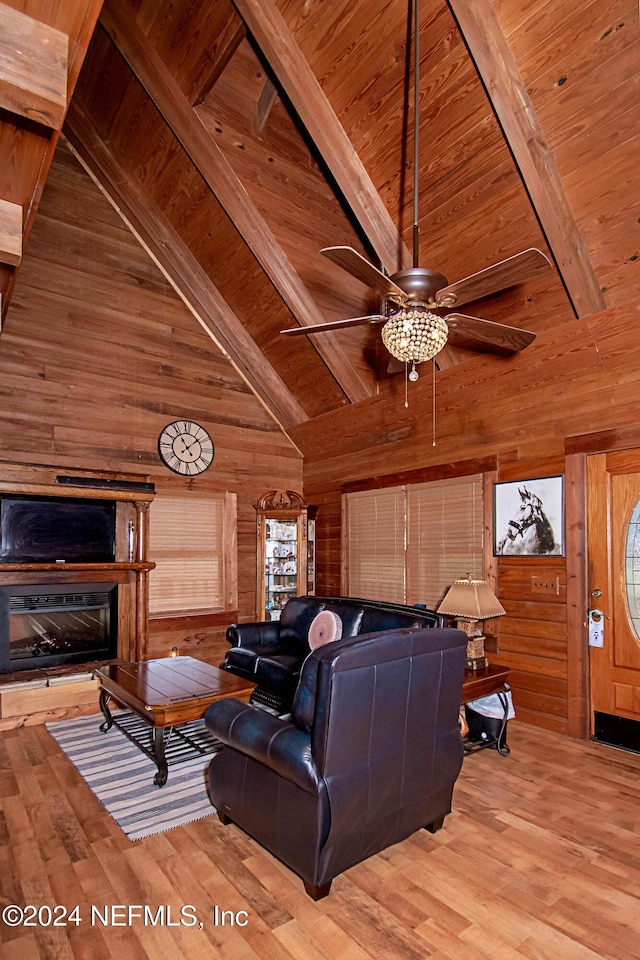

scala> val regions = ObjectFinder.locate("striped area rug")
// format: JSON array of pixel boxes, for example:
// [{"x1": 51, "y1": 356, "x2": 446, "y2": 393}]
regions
[{"x1": 46, "y1": 712, "x2": 220, "y2": 841}]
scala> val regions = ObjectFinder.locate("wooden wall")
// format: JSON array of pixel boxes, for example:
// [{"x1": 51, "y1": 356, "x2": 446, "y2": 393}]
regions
[
  {"x1": 293, "y1": 301, "x2": 640, "y2": 738},
  {"x1": 0, "y1": 139, "x2": 303, "y2": 663},
  {"x1": 4, "y1": 137, "x2": 633, "y2": 735},
  {"x1": 493, "y1": 456, "x2": 571, "y2": 736},
  {"x1": 308, "y1": 459, "x2": 575, "y2": 736}
]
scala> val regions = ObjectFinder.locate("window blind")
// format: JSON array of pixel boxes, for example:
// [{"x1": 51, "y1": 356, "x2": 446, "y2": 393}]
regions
[
  {"x1": 343, "y1": 474, "x2": 483, "y2": 609},
  {"x1": 148, "y1": 494, "x2": 227, "y2": 615},
  {"x1": 344, "y1": 486, "x2": 406, "y2": 603},
  {"x1": 406, "y1": 474, "x2": 484, "y2": 608}
]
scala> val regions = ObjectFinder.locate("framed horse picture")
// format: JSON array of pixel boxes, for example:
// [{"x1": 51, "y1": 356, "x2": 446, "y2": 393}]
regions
[{"x1": 494, "y1": 475, "x2": 565, "y2": 556}]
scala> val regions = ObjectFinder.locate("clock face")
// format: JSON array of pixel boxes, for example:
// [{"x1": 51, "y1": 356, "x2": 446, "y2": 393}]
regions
[{"x1": 158, "y1": 420, "x2": 214, "y2": 476}]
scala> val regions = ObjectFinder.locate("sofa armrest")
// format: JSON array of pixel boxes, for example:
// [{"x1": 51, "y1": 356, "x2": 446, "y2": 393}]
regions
[
  {"x1": 205, "y1": 699, "x2": 319, "y2": 795},
  {"x1": 226, "y1": 620, "x2": 282, "y2": 649}
]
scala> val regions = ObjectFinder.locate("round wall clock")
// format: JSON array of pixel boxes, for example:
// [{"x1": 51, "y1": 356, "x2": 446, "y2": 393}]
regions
[{"x1": 157, "y1": 420, "x2": 214, "y2": 476}]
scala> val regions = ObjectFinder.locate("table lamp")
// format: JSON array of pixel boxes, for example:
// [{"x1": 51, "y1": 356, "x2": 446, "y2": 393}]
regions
[{"x1": 437, "y1": 577, "x2": 506, "y2": 669}]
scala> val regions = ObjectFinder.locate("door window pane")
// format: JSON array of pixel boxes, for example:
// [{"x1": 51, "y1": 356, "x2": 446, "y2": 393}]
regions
[{"x1": 625, "y1": 500, "x2": 640, "y2": 639}]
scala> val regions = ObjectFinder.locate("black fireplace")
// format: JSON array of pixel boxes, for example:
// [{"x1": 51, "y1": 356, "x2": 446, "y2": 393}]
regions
[{"x1": 0, "y1": 582, "x2": 118, "y2": 673}]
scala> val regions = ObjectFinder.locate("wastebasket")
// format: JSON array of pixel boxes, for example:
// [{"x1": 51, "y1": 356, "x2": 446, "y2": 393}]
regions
[{"x1": 464, "y1": 686, "x2": 514, "y2": 756}]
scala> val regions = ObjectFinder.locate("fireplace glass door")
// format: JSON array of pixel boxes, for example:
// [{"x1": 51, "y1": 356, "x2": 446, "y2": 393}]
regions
[{"x1": 0, "y1": 582, "x2": 118, "y2": 672}]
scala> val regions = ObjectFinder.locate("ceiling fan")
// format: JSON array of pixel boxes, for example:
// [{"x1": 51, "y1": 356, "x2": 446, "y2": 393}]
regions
[{"x1": 281, "y1": 0, "x2": 552, "y2": 379}]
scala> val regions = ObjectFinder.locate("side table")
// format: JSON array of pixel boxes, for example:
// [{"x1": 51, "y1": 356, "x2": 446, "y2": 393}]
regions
[{"x1": 461, "y1": 662, "x2": 511, "y2": 757}]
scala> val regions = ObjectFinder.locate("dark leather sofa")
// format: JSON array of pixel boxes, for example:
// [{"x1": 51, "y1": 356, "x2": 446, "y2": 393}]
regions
[
  {"x1": 206, "y1": 624, "x2": 467, "y2": 899},
  {"x1": 220, "y1": 594, "x2": 445, "y2": 712}
]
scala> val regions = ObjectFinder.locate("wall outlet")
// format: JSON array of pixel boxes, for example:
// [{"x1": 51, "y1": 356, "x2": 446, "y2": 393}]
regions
[{"x1": 531, "y1": 575, "x2": 560, "y2": 595}]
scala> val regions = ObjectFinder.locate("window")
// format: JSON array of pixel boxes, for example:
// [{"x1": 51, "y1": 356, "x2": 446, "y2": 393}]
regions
[
  {"x1": 344, "y1": 487, "x2": 406, "y2": 603},
  {"x1": 148, "y1": 491, "x2": 237, "y2": 616},
  {"x1": 343, "y1": 474, "x2": 483, "y2": 607},
  {"x1": 406, "y1": 475, "x2": 484, "y2": 607}
]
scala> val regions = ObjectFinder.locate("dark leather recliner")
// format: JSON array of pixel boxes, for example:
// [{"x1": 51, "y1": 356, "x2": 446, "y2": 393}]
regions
[
  {"x1": 205, "y1": 625, "x2": 466, "y2": 899},
  {"x1": 220, "y1": 595, "x2": 445, "y2": 713}
]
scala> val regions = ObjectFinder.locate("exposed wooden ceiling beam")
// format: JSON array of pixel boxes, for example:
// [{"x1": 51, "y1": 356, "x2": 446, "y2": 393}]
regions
[
  {"x1": 0, "y1": 199, "x2": 22, "y2": 266},
  {"x1": 190, "y1": 14, "x2": 246, "y2": 106},
  {"x1": 255, "y1": 78, "x2": 279, "y2": 136},
  {"x1": 231, "y1": 0, "x2": 412, "y2": 277},
  {"x1": 100, "y1": 0, "x2": 372, "y2": 404},
  {"x1": 0, "y1": 0, "x2": 104, "y2": 325},
  {"x1": 0, "y1": 5, "x2": 68, "y2": 129},
  {"x1": 447, "y1": 0, "x2": 606, "y2": 318},
  {"x1": 64, "y1": 108, "x2": 308, "y2": 435},
  {"x1": 231, "y1": 0, "x2": 477, "y2": 370}
]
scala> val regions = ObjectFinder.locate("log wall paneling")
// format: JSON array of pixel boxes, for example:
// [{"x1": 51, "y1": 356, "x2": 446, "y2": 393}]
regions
[
  {"x1": 322, "y1": 453, "x2": 574, "y2": 735},
  {"x1": 65, "y1": 35, "x2": 346, "y2": 423},
  {"x1": 492, "y1": 455, "x2": 570, "y2": 736},
  {"x1": 0, "y1": 0, "x2": 637, "y2": 740},
  {"x1": 495, "y1": 560, "x2": 568, "y2": 733},
  {"x1": 0, "y1": 138, "x2": 303, "y2": 681},
  {"x1": 301, "y1": 392, "x2": 603, "y2": 734}
]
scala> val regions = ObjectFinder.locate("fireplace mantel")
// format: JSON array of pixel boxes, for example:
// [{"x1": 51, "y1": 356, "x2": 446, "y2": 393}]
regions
[
  {"x1": 0, "y1": 467, "x2": 156, "y2": 664},
  {"x1": 0, "y1": 467, "x2": 157, "y2": 726},
  {"x1": 0, "y1": 562, "x2": 154, "y2": 573},
  {"x1": 0, "y1": 562, "x2": 155, "y2": 662}
]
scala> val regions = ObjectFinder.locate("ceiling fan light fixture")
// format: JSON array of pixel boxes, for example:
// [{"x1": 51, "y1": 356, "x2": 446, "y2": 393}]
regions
[
  {"x1": 283, "y1": 0, "x2": 548, "y2": 365},
  {"x1": 381, "y1": 308, "x2": 448, "y2": 365}
]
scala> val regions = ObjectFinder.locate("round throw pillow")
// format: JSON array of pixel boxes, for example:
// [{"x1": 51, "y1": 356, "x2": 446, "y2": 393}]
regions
[{"x1": 308, "y1": 610, "x2": 343, "y2": 650}]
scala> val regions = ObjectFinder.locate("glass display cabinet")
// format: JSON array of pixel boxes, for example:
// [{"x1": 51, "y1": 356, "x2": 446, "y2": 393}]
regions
[{"x1": 255, "y1": 490, "x2": 316, "y2": 621}]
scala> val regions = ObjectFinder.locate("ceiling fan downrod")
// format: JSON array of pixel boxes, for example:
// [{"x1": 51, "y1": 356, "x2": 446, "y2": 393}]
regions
[
  {"x1": 388, "y1": 0, "x2": 449, "y2": 385},
  {"x1": 412, "y1": 0, "x2": 420, "y2": 271}
]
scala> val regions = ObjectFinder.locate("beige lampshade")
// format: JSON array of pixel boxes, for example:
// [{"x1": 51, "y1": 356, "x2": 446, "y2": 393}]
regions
[{"x1": 437, "y1": 578, "x2": 506, "y2": 621}]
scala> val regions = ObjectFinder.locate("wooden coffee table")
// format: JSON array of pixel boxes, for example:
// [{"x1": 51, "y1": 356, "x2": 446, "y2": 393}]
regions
[{"x1": 95, "y1": 657, "x2": 255, "y2": 786}]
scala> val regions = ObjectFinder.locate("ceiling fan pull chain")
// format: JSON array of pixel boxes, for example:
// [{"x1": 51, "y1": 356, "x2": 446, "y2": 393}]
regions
[{"x1": 432, "y1": 357, "x2": 437, "y2": 446}]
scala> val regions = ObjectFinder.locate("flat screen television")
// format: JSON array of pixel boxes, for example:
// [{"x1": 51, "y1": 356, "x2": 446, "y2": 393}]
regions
[{"x1": 0, "y1": 495, "x2": 116, "y2": 563}]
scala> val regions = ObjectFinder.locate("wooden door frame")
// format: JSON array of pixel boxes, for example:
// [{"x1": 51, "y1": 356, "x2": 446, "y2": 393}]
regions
[
  {"x1": 584, "y1": 447, "x2": 640, "y2": 739},
  {"x1": 564, "y1": 428, "x2": 640, "y2": 738},
  {"x1": 565, "y1": 452, "x2": 589, "y2": 739}
]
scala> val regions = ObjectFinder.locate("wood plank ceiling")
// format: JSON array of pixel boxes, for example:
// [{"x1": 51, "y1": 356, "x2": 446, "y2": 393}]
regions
[{"x1": 0, "y1": 0, "x2": 638, "y2": 432}]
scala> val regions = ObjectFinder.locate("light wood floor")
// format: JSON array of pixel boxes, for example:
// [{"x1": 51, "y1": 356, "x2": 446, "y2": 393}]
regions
[{"x1": 1, "y1": 718, "x2": 639, "y2": 960}]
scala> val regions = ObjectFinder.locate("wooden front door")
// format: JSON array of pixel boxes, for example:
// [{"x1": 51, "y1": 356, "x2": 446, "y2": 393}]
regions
[{"x1": 587, "y1": 451, "x2": 640, "y2": 734}]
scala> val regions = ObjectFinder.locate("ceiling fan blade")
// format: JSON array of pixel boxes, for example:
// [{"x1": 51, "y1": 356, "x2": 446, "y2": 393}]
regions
[
  {"x1": 436, "y1": 248, "x2": 552, "y2": 309},
  {"x1": 386, "y1": 356, "x2": 405, "y2": 375},
  {"x1": 321, "y1": 246, "x2": 406, "y2": 301},
  {"x1": 445, "y1": 314, "x2": 536, "y2": 355},
  {"x1": 281, "y1": 315, "x2": 386, "y2": 336}
]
